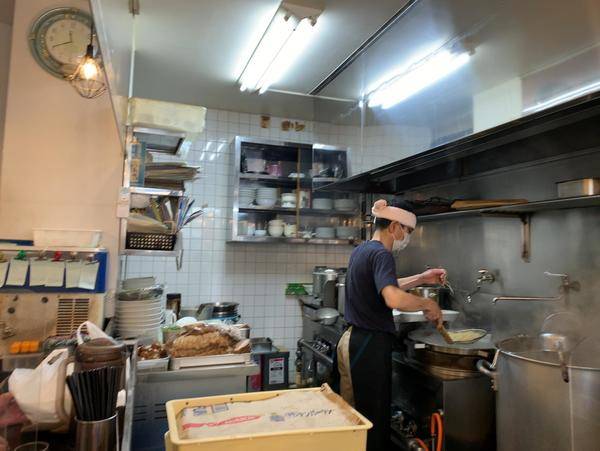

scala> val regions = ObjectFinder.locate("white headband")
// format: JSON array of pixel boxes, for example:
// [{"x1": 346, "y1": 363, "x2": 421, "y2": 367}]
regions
[{"x1": 371, "y1": 199, "x2": 417, "y2": 229}]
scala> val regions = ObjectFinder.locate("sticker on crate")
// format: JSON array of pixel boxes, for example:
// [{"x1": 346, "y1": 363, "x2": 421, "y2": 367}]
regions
[{"x1": 177, "y1": 385, "x2": 362, "y2": 440}]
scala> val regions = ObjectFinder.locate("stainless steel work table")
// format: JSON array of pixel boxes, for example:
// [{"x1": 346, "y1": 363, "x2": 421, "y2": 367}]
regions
[{"x1": 132, "y1": 363, "x2": 259, "y2": 451}]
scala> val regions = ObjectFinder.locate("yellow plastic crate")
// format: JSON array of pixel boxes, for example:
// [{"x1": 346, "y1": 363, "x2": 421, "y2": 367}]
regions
[{"x1": 165, "y1": 386, "x2": 372, "y2": 451}]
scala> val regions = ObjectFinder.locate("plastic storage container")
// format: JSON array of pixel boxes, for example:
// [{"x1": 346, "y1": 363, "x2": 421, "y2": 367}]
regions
[
  {"x1": 164, "y1": 386, "x2": 371, "y2": 451},
  {"x1": 33, "y1": 229, "x2": 102, "y2": 247}
]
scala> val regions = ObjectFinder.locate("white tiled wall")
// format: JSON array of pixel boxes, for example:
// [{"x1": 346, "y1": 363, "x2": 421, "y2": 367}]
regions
[
  {"x1": 123, "y1": 109, "x2": 364, "y2": 376},
  {"x1": 123, "y1": 108, "x2": 435, "y2": 378}
]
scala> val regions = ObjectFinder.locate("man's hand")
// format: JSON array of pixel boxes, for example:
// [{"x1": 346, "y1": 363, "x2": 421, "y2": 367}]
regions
[
  {"x1": 422, "y1": 299, "x2": 443, "y2": 326},
  {"x1": 420, "y1": 268, "x2": 447, "y2": 285}
]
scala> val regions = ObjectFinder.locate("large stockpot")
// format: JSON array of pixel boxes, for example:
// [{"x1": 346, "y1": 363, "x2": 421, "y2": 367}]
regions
[
  {"x1": 312, "y1": 267, "x2": 340, "y2": 309},
  {"x1": 478, "y1": 335, "x2": 600, "y2": 451}
]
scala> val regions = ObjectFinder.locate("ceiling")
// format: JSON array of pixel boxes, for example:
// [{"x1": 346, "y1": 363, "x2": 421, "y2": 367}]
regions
[{"x1": 131, "y1": 0, "x2": 404, "y2": 118}]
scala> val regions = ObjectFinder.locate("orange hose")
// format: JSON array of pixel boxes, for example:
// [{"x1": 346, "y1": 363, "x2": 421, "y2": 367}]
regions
[
  {"x1": 414, "y1": 437, "x2": 430, "y2": 451},
  {"x1": 430, "y1": 413, "x2": 444, "y2": 451}
]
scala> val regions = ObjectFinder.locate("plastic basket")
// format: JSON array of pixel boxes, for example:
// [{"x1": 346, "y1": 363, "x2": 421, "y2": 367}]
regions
[
  {"x1": 165, "y1": 385, "x2": 372, "y2": 451},
  {"x1": 126, "y1": 232, "x2": 177, "y2": 251}
]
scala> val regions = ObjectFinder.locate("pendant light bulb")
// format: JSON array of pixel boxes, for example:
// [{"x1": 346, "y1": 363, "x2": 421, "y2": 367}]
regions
[
  {"x1": 68, "y1": 30, "x2": 107, "y2": 99},
  {"x1": 81, "y1": 58, "x2": 99, "y2": 80}
]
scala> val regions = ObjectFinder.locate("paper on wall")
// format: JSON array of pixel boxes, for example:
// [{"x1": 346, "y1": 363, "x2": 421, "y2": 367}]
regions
[
  {"x1": 66, "y1": 261, "x2": 84, "y2": 288},
  {"x1": 0, "y1": 262, "x2": 8, "y2": 288},
  {"x1": 6, "y1": 259, "x2": 29, "y2": 286},
  {"x1": 29, "y1": 260, "x2": 49, "y2": 286},
  {"x1": 45, "y1": 261, "x2": 65, "y2": 287},
  {"x1": 78, "y1": 262, "x2": 99, "y2": 290}
]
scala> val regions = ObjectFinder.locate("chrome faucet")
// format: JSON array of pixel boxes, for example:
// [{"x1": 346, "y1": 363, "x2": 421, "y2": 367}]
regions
[
  {"x1": 492, "y1": 271, "x2": 580, "y2": 304},
  {"x1": 466, "y1": 269, "x2": 496, "y2": 302}
]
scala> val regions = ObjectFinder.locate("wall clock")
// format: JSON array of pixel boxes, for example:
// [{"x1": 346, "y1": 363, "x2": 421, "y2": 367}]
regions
[{"x1": 29, "y1": 7, "x2": 94, "y2": 79}]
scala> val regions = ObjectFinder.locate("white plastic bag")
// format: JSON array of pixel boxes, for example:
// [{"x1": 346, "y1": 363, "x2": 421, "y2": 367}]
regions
[
  {"x1": 76, "y1": 320, "x2": 116, "y2": 345},
  {"x1": 8, "y1": 349, "x2": 70, "y2": 426}
]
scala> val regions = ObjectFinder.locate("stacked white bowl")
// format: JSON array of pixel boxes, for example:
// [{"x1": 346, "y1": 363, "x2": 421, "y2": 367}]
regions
[
  {"x1": 315, "y1": 227, "x2": 336, "y2": 239},
  {"x1": 116, "y1": 278, "x2": 164, "y2": 339},
  {"x1": 336, "y1": 226, "x2": 359, "y2": 239},
  {"x1": 239, "y1": 187, "x2": 256, "y2": 206},
  {"x1": 116, "y1": 299, "x2": 163, "y2": 338},
  {"x1": 256, "y1": 187, "x2": 278, "y2": 207},
  {"x1": 313, "y1": 197, "x2": 334, "y2": 210},
  {"x1": 281, "y1": 193, "x2": 296, "y2": 208},
  {"x1": 334, "y1": 198, "x2": 356, "y2": 211}
]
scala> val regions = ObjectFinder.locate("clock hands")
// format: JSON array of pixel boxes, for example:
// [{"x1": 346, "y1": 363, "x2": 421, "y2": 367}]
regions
[{"x1": 52, "y1": 31, "x2": 73, "y2": 48}]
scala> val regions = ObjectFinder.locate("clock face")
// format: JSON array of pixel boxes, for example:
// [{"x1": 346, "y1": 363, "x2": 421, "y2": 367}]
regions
[{"x1": 29, "y1": 8, "x2": 94, "y2": 78}]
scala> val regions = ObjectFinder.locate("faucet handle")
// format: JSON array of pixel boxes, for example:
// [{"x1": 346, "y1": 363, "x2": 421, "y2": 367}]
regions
[
  {"x1": 544, "y1": 271, "x2": 580, "y2": 293},
  {"x1": 477, "y1": 269, "x2": 495, "y2": 284},
  {"x1": 544, "y1": 271, "x2": 569, "y2": 279}
]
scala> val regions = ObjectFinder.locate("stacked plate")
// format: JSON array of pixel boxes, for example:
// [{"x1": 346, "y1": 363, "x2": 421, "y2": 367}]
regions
[
  {"x1": 239, "y1": 187, "x2": 256, "y2": 206},
  {"x1": 116, "y1": 279, "x2": 165, "y2": 338},
  {"x1": 334, "y1": 198, "x2": 356, "y2": 211},
  {"x1": 313, "y1": 198, "x2": 334, "y2": 210},
  {"x1": 116, "y1": 298, "x2": 164, "y2": 338},
  {"x1": 315, "y1": 227, "x2": 336, "y2": 239},
  {"x1": 256, "y1": 187, "x2": 278, "y2": 207}
]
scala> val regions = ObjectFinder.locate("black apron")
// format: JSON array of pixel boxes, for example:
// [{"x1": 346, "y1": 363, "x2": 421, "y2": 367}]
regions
[{"x1": 336, "y1": 325, "x2": 394, "y2": 451}]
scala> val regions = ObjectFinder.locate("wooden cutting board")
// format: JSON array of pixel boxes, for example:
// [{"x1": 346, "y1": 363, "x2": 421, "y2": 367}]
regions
[{"x1": 451, "y1": 199, "x2": 528, "y2": 210}]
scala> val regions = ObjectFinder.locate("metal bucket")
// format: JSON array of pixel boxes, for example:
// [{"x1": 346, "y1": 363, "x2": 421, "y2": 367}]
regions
[{"x1": 478, "y1": 335, "x2": 600, "y2": 451}]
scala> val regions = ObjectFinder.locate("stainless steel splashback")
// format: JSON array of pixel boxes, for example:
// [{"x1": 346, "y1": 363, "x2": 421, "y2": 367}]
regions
[{"x1": 394, "y1": 152, "x2": 600, "y2": 342}]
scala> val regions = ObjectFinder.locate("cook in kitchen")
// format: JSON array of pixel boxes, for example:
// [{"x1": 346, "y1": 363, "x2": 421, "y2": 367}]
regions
[{"x1": 337, "y1": 199, "x2": 446, "y2": 451}]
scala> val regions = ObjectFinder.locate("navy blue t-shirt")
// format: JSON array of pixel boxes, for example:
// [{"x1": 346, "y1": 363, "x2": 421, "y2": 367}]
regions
[{"x1": 345, "y1": 240, "x2": 398, "y2": 333}]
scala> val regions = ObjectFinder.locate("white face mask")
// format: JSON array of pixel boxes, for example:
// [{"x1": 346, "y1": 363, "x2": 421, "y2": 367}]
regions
[{"x1": 392, "y1": 227, "x2": 411, "y2": 254}]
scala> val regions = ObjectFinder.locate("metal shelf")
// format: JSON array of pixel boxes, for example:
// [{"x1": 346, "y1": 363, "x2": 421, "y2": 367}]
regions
[
  {"x1": 228, "y1": 236, "x2": 359, "y2": 245},
  {"x1": 120, "y1": 248, "x2": 180, "y2": 257},
  {"x1": 129, "y1": 186, "x2": 184, "y2": 197},
  {"x1": 418, "y1": 195, "x2": 600, "y2": 222},
  {"x1": 239, "y1": 174, "x2": 342, "y2": 184},
  {"x1": 239, "y1": 206, "x2": 358, "y2": 216}
]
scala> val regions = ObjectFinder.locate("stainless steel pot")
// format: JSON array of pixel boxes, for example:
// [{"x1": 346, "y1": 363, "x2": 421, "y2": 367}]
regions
[
  {"x1": 196, "y1": 302, "x2": 239, "y2": 320},
  {"x1": 408, "y1": 285, "x2": 449, "y2": 307},
  {"x1": 312, "y1": 267, "x2": 339, "y2": 309},
  {"x1": 314, "y1": 308, "x2": 339, "y2": 326},
  {"x1": 478, "y1": 335, "x2": 600, "y2": 451}
]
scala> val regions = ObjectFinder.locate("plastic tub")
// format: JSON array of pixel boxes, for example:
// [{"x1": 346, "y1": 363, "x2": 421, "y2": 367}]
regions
[
  {"x1": 165, "y1": 385, "x2": 372, "y2": 451},
  {"x1": 33, "y1": 229, "x2": 102, "y2": 247}
]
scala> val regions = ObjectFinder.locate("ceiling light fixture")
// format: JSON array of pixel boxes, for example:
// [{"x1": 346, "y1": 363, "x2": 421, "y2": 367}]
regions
[
  {"x1": 238, "y1": 1, "x2": 321, "y2": 94},
  {"x1": 367, "y1": 48, "x2": 471, "y2": 110},
  {"x1": 68, "y1": 24, "x2": 107, "y2": 99},
  {"x1": 522, "y1": 79, "x2": 600, "y2": 113}
]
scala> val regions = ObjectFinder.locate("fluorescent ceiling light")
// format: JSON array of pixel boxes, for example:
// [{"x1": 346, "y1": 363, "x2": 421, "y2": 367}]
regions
[
  {"x1": 522, "y1": 80, "x2": 600, "y2": 113},
  {"x1": 238, "y1": 5, "x2": 319, "y2": 93},
  {"x1": 368, "y1": 49, "x2": 471, "y2": 110}
]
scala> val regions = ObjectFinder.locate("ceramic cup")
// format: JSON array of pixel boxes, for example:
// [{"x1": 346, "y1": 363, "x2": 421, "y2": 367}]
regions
[
  {"x1": 268, "y1": 226, "x2": 284, "y2": 237},
  {"x1": 284, "y1": 224, "x2": 297, "y2": 237}
]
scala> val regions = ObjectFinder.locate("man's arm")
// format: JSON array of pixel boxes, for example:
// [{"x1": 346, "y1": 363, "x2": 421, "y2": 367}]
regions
[
  {"x1": 397, "y1": 268, "x2": 447, "y2": 290},
  {"x1": 397, "y1": 274, "x2": 423, "y2": 290},
  {"x1": 381, "y1": 285, "x2": 442, "y2": 325}
]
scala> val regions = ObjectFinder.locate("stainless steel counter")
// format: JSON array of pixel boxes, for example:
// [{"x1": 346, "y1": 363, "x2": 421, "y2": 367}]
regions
[{"x1": 132, "y1": 363, "x2": 259, "y2": 451}]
